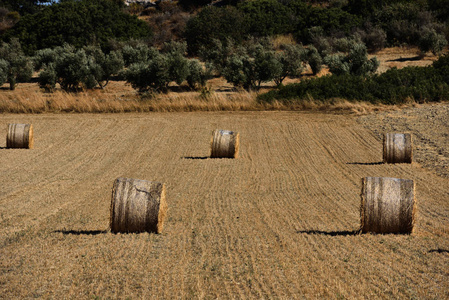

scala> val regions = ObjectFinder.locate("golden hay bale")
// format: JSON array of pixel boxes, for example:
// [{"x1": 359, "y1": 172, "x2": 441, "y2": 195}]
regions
[
  {"x1": 110, "y1": 177, "x2": 167, "y2": 234},
  {"x1": 383, "y1": 133, "x2": 412, "y2": 163},
  {"x1": 210, "y1": 129, "x2": 239, "y2": 158},
  {"x1": 360, "y1": 177, "x2": 416, "y2": 234},
  {"x1": 7, "y1": 124, "x2": 34, "y2": 149}
]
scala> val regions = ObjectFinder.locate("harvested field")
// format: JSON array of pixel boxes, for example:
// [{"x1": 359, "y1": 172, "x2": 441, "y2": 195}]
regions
[{"x1": 0, "y1": 106, "x2": 448, "y2": 299}]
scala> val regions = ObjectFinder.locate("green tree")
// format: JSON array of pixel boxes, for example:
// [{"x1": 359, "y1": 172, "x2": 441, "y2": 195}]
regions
[
  {"x1": 0, "y1": 39, "x2": 33, "y2": 90},
  {"x1": 185, "y1": 6, "x2": 247, "y2": 55},
  {"x1": 4, "y1": 0, "x2": 152, "y2": 55},
  {"x1": 274, "y1": 44, "x2": 307, "y2": 86},
  {"x1": 325, "y1": 43, "x2": 379, "y2": 76},
  {"x1": 237, "y1": 0, "x2": 294, "y2": 37}
]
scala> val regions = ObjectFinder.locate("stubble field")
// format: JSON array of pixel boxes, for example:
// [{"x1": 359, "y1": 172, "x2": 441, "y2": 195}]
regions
[{"x1": 0, "y1": 106, "x2": 448, "y2": 299}]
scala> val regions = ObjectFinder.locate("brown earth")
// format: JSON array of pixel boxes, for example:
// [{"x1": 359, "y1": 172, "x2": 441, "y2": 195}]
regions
[{"x1": 0, "y1": 106, "x2": 448, "y2": 299}]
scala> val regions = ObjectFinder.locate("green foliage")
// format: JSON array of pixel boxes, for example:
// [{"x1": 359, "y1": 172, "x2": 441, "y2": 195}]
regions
[
  {"x1": 121, "y1": 44, "x2": 158, "y2": 67},
  {"x1": 4, "y1": 0, "x2": 152, "y2": 55},
  {"x1": 178, "y1": 0, "x2": 213, "y2": 11},
  {"x1": 186, "y1": 59, "x2": 212, "y2": 90},
  {"x1": 38, "y1": 63, "x2": 56, "y2": 92},
  {"x1": 325, "y1": 43, "x2": 379, "y2": 76},
  {"x1": 185, "y1": 6, "x2": 247, "y2": 55},
  {"x1": 417, "y1": 27, "x2": 448, "y2": 55},
  {"x1": 0, "y1": 59, "x2": 9, "y2": 86},
  {"x1": 222, "y1": 42, "x2": 281, "y2": 90},
  {"x1": 0, "y1": 0, "x2": 52, "y2": 16},
  {"x1": 258, "y1": 60, "x2": 449, "y2": 104},
  {"x1": 306, "y1": 46, "x2": 323, "y2": 75},
  {"x1": 37, "y1": 44, "x2": 123, "y2": 91},
  {"x1": 0, "y1": 38, "x2": 33, "y2": 90},
  {"x1": 274, "y1": 44, "x2": 307, "y2": 85},
  {"x1": 198, "y1": 38, "x2": 236, "y2": 76},
  {"x1": 237, "y1": 0, "x2": 294, "y2": 36},
  {"x1": 122, "y1": 53, "x2": 171, "y2": 93}
]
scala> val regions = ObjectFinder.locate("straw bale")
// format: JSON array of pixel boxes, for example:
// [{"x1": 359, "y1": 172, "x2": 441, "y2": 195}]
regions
[
  {"x1": 110, "y1": 177, "x2": 167, "y2": 234},
  {"x1": 383, "y1": 133, "x2": 412, "y2": 163},
  {"x1": 7, "y1": 124, "x2": 34, "y2": 149},
  {"x1": 360, "y1": 177, "x2": 416, "y2": 234},
  {"x1": 210, "y1": 129, "x2": 239, "y2": 158}
]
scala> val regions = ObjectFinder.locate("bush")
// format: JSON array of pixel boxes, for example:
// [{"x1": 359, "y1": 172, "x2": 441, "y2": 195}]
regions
[
  {"x1": 325, "y1": 43, "x2": 379, "y2": 76},
  {"x1": 418, "y1": 27, "x2": 448, "y2": 55},
  {"x1": 258, "y1": 61, "x2": 449, "y2": 105},
  {"x1": 38, "y1": 63, "x2": 56, "y2": 92},
  {"x1": 306, "y1": 46, "x2": 323, "y2": 75}
]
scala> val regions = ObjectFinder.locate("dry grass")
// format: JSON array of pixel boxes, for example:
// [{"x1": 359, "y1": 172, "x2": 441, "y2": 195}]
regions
[
  {"x1": 0, "y1": 111, "x2": 447, "y2": 299},
  {"x1": 0, "y1": 47, "x2": 445, "y2": 114}
]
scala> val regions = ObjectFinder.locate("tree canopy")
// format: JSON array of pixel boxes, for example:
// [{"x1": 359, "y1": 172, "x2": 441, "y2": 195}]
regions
[{"x1": 3, "y1": 0, "x2": 152, "y2": 55}]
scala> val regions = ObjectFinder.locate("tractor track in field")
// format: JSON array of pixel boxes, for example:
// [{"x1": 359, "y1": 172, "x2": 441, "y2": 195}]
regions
[{"x1": 0, "y1": 107, "x2": 448, "y2": 299}]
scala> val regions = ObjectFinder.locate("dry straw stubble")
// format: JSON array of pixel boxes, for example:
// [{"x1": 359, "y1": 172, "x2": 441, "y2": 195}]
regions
[
  {"x1": 360, "y1": 177, "x2": 416, "y2": 234},
  {"x1": 6, "y1": 123, "x2": 34, "y2": 149},
  {"x1": 383, "y1": 133, "x2": 412, "y2": 163},
  {"x1": 210, "y1": 129, "x2": 240, "y2": 158},
  {"x1": 110, "y1": 177, "x2": 167, "y2": 234}
]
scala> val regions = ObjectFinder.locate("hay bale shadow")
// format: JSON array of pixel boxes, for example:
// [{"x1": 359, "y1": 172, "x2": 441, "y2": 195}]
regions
[
  {"x1": 182, "y1": 156, "x2": 209, "y2": 160},
  {"x1": 346, "y1": 162, "x2": 384, "y2": 165},
  {"x1": 297, "y1": 230, "x2": 361, "y2": 236},
  {"x1": 55, "y1": 230, "x2": 107, "y2": 235}
]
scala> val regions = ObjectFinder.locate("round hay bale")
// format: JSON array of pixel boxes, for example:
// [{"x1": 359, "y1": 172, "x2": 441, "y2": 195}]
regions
[
  {"x1": 210, "y1": 129, "x2": 239, "y2": 158},
  {"x1": 110, "y1": 177, "x2": 167, "y2": 234},
  {"x1": 360, "y1": 177, "x2": 416, "y2": 234},
  {"x1": 7, "y1": 124, "x2": 34, "y2": 149},
  {"x1": 383, "y1": 133, "x2": 412, "y2": 163}
]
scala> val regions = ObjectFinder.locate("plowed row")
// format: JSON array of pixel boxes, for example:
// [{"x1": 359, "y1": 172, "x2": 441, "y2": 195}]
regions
[{"x1": 0, "y1": 110, "x2": 448, "y2": 299}]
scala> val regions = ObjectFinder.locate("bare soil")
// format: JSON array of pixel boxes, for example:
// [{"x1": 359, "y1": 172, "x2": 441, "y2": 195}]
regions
[{"x1": 0, "y1": 106, "x2": 448, "y2": 299}]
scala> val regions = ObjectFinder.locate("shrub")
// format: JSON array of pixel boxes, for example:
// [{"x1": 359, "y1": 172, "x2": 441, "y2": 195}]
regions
[
  {"x1": 38, "y1": 63, "x2": 57, "y2": 92},
  {"x1": 417, "y1": 27, "x2": 448, "y2": 56},
  {"x1": 325, "y1": 43, "x2": 379, "y2": 76},
  {"x1": 306, "y1": 46, "x2": 323, "y2": 75},
  {"x1": 258, "y1": 60, "x2": 449, "y2": 105}
]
